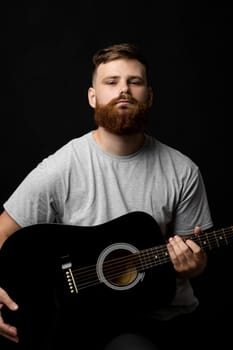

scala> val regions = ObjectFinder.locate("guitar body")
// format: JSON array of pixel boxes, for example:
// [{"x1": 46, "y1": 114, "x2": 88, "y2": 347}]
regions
[{"x1": 0, "y1": 211, "x2": 176, "y2": 349}]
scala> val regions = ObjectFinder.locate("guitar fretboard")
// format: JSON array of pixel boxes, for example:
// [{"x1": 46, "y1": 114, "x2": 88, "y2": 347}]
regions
[{"x1": 138, "y1": 226, "x2": 233, "y2": 271}]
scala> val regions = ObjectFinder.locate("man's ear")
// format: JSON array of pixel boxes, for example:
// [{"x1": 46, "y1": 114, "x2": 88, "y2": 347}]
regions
[{"x1": 88, "y1": 87, "x2": 96, "y2": 108}]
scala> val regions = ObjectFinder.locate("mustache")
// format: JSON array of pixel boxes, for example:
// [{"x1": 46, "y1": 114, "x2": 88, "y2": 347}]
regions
[{"x1": 109, "y1": 93, "x2": 138, "y2": 106}]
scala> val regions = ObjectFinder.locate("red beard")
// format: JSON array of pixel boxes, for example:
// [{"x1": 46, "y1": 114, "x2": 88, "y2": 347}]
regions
[{"x1": 94, "y1": 94, "x2": 151, "y2": 135}]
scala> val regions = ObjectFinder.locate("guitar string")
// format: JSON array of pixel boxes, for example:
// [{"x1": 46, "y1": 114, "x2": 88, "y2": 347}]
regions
[
  {"x1": 69, "y1": 247, "x2": 171, "y2": 290},
  {"x1": 67, "y1": 228, "x2": 233, "y2": 291},
  {"x1": 71, "y1": 230, "x2": 233, "y2": 282},
  {"x1": 71, "y1": 226, "x2": 233, "y2": 281},
  {"x1": 70, "y1": 229, "x2": 233, "y2": 289}
]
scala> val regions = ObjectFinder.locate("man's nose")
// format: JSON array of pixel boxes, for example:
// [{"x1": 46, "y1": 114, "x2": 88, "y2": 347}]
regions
[{"x1": 120, "y1": 85, "x2": 129, "y2": 95}]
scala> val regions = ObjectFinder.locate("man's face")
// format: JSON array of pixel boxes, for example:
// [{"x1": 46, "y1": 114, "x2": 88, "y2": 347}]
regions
[{"x1": 88, "y1": 59, "x2": 153, "y2": 135}]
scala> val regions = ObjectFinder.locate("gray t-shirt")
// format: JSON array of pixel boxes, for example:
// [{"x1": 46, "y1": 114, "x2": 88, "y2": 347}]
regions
[{"x1": 4, "y1": 131, "x2": 213, "y2": 319}]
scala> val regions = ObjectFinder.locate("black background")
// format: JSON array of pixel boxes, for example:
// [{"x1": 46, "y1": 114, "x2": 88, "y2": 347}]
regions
[{"x1": 1, "y1": 0, "x2": 233, "y2": 344}]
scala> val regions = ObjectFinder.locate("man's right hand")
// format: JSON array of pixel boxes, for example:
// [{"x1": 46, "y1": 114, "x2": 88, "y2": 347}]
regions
[{"x1": 0, "y1": 287, "x2": 19, "y2": 343}]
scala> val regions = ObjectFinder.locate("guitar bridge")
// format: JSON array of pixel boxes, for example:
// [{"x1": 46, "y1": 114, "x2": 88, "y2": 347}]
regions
[{"x1": 61, "y1": 255, "x2": 78, "y2": 294}]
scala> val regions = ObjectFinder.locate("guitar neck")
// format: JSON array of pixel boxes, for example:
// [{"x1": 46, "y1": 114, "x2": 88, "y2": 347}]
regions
[
  {"x1": 188, "y1": 226, "x2": 233, "y2": 252},
  {"x1": 138, "y1": 225, "x2": 233, "y2": 272}
]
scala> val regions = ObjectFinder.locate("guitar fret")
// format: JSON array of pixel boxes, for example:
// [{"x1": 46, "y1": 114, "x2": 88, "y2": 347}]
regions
[
  {"x1": 139, "y1": 247, "x2": 170, "y2": 271},
  {"x1": 214, "y1": 229, "x2": 227, "y2": 247},
  {"x1": 139, "y1": 249, "x2": 152, "y2": 269},
  {"x1": 191, "y1": 226, "x2": 233, "y2": 252}
]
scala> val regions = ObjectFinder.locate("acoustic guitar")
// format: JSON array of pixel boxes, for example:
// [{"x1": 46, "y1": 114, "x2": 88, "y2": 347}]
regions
[{"x1": 0, "y1": 211, "x2": 232, "y2": 349}]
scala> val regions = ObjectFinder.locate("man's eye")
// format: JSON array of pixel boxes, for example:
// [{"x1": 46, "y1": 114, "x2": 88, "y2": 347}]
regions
[
  {"x1": 106, "y1": 80, "x2": 116, "y2": 85},
  {"x1": 129, "y1": 80, "x2": 143, "y2": 85}
]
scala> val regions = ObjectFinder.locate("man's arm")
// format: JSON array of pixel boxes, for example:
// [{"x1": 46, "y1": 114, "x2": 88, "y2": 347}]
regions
[
  {"x1": 0, "y1": 210, "x2": 21, "y2": 343},
  {"x1": 0, "y1": 211, "x2": 21, "y2": 248}
]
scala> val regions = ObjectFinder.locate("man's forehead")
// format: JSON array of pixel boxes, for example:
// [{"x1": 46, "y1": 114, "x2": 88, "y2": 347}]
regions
[{"x1": 96, "y1": 59, "x2": 146, "y2": 78}]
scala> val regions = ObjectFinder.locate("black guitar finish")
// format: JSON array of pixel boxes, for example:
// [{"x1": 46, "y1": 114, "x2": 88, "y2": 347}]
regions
[{"x1": 0, "y1": 212, "x2": 177, "y2": 349}]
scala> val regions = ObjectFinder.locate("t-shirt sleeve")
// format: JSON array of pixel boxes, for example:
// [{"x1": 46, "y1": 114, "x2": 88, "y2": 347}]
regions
[
  {"x1": 3, "y1": 158, "x2": 62, "y2": 227},
  {"x1": 173, "y1": 166, "x2": 213, "y2": 235}
]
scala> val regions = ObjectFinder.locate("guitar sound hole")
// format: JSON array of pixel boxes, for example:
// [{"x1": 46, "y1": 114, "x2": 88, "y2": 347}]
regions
[{"x1": 103, "y1": 249, "x2": 137, "y2": 287}]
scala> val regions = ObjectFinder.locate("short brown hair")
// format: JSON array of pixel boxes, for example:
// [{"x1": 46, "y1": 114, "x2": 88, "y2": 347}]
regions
[{"x1": 92, "y1": 42, "x2": 149, "y2": 83}]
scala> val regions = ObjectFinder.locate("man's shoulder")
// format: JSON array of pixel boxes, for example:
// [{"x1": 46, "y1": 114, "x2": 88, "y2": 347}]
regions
[
  {"x1": 56, "y1": 131, "x2": 93, "y2": 152},
  {"x1": 145, "y1": 134, "x2": 198, "y2": 170}
]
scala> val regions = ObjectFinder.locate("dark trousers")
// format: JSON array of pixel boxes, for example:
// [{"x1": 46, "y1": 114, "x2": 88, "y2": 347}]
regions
[{"x1": 0, "y1": 304, "x2": 228, "y2": 350}]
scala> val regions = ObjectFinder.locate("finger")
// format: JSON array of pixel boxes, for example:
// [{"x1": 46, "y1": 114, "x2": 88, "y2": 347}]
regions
[
  {"x1": 0, "y1": 288, "x2": 18, "y2": 311},
  {"x1": 0, "y1": 314, "x2": 19, "y2": 342},
  {"x1": 194, "y1": 226, "x2": 202, "y2": 234},
  {"x1": 168, "y1": 236, "x2": 197, "y2": 269},
  {"x1": 167, "y1": 236, "x2": 188, "y2": 264},
  {"x1": 0, "y1": 331, "x2": 19, "y2": 343},
  {"x1": 185, "y1": 238, "x2": 201, "y2": 253},
  {"x1": 0, "y1": 323, "x2": 18, "y2": 337},
  {"x1": 169, "y1": 236, "x2": 191, "y2": 257}
]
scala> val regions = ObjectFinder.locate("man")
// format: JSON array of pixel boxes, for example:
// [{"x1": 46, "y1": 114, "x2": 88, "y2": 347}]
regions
[{"x1": 0, "y1": 42, "x2": 213, "y2": 349}]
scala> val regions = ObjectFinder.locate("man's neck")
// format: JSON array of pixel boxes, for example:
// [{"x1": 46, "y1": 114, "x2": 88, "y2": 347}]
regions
[{"x1": 92, "y1": 127, "x2": 145, "y2": 156}]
